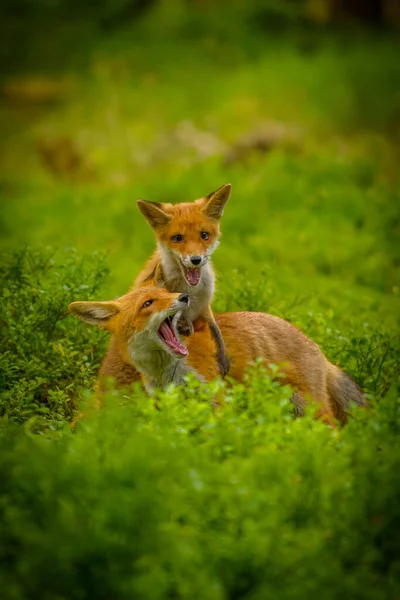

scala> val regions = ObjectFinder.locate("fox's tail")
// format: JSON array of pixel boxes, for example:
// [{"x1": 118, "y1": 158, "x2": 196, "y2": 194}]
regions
[{"x1": 327, "y1": 364, "x2": 368, "y2": 424}]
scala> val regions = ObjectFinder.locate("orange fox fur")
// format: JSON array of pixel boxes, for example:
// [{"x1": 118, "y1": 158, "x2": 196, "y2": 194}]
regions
[
  {"x1": 69, "y1": 286, "x2": 367, "y2": 425},
  {"x1": 132, "y1": 183, "x2": 231, "y2": 377}
]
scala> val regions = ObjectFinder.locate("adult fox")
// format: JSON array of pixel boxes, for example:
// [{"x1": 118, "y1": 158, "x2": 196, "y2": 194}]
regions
[
  {"x1": 69, "y1": 286, "x2": 367, "y2": 425},
  {"x1": 133, "y1": 183, "x2": 231, "y2": 376}
]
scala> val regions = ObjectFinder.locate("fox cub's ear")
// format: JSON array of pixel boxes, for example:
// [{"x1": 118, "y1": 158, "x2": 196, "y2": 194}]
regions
[
  {"x1": 137, "y1": 200, "x2": 171, "y2": 228},
  {"x1": 202, "y1": 183, "x2": 231, "y2": 220},
  {"x1": 69, "y1": 301, "x2": 120, "y2": 329}
]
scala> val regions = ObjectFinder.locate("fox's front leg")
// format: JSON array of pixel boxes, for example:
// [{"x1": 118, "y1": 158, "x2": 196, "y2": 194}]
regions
[
  {"x1": 177, "y1": 312, "x2": 194, "y2": 337},
  {"x1": 204, "y1": 307, "x2": 230, "y2": 377}
]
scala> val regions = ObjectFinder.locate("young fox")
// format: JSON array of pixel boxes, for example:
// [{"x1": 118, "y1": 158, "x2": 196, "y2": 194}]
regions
[
  {"x1": 135, "y1": 183, "x2": 231, "y2": 376},
  {"x1": 69, "y1": 286, "x2": 367, "y2": 425}
]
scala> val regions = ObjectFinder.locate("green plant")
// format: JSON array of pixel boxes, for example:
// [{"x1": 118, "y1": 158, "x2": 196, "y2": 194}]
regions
[
  {"x1": 0, "y1": 373, "x2": 399, "y2": 599},
  {"x1": 0, "y1": 10, "x2": 399, "y2": 597},
  {"x1": 0, "y1": 247, "x2": 109, "y2": 431}
]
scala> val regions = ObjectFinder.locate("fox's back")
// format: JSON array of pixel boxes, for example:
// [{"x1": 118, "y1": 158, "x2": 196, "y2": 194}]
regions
[
  {"x1": 216, "y1": 312, "x2": 320, "y2": 358},
  {"x1": 187, "y1": 312, "x2": 328, "y2": 394},
  {"x1": 134, "y1": 250, "x2": 161, "y2": 287}
]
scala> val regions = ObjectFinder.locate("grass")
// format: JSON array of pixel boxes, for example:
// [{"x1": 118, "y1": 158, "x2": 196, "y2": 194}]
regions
[{"x1": 0, "y1": 5, "x2": 399, "y2": 597}]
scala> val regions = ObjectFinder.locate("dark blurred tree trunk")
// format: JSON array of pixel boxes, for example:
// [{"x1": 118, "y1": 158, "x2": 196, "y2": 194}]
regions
[{"x1": 332, "y1": 0, "x2": 384, "y2": 25}]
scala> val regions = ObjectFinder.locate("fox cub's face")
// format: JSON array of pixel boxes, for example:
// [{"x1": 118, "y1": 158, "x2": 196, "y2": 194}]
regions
[
  {"x1": 137, "y1": 183, "x2": 231, "y2": 287},
  {"x1": 69, "y1": 287, "x2": 190, "y2": 362}
]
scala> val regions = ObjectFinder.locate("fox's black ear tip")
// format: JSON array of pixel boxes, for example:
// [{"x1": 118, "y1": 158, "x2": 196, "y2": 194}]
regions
[
  {"x1": 137, "y1": 199, "x2": 151, "y2": 213},
  {"x1": 137, "y1": 199, "x2": 161, "y2": 207},
  {"x1": 218, "y1": 183, "x2": 232, "y2": 194},
  {"x1": 68, "y1": 302, "x2": 78, "y2": 314},
  {"x1": 220, "y1": 183, "x2": 232, "y2": 197}
]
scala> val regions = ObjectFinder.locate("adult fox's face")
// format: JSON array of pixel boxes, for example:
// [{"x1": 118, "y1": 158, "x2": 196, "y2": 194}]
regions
[
  {"x1": 137, "y1": 184, "x2": 231, "y2": 287},
  {"x1": 69, "y1": 287, "x2": 190, "y2": 361}
]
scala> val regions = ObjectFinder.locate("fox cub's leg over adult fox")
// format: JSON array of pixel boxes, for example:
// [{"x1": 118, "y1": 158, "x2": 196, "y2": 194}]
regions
[
  {"x1": 135, "y1": 183, "x2": 231, "y2": 376},
  {"x1": 70, "y1": 287, "x2": 367, "y2": 425}
]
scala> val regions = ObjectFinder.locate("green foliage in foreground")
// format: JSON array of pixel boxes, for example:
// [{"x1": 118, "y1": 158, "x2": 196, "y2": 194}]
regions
[
  {"x1": 0, "y1": 248, "x2": 108, "y2": 430},
  {"x1": 0, "y1": 248, "x2": 399, "y2": 598},
  {"x1": 1, "y1": 378, "x2": 400, "y2": 599},
  {"x1": 1, "y1": 247, "x2": 398, "y2": 432}
]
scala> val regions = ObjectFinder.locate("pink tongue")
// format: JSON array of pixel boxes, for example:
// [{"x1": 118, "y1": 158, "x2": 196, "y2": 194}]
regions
[
  {"x1": 159, "y1": 321, "x2": 188, "y2": 356},
  {"x1": 186, "y1": 268, "x2": 200, "y2": 286}
]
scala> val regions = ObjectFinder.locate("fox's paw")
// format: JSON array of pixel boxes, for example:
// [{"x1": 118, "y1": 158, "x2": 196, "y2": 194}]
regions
[
  {"x1": 177, "y1": 316, "x2": 194, "y2": 337},
  {"x1": 219, "y1": 353, "x2": 230, "y2": 378}
]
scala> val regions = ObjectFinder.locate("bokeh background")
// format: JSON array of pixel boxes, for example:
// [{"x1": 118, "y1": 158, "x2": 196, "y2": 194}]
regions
[
  {"x1": 1, "y1": 3, "x2": 400, "y2": 598},
  {"x1": 1, "y1": 0, "x2": 399, "y2": 302}
]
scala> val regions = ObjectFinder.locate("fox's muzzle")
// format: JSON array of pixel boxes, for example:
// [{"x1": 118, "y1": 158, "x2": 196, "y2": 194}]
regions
[
  {"x1": 170, "y1": 294, "x2": 190, "y2": 313},
  {"x1": 179, "y1": 254, "x2": 206, "y2": 269}
]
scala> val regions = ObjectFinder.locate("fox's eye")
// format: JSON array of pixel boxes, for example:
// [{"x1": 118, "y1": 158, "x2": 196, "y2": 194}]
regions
[
  {"x1": 200, "y1": 231, "x2": 209, "y2": 240},
  {"x1": 171, "y1": 234, "x2": 183, "y2": 243},
  {"x1": 141, "y1": 299, "x2": 154, "y2": 309}
]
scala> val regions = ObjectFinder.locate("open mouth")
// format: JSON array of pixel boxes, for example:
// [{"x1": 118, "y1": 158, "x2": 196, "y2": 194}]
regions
[
  {"x1": 184, "y1": 267, "x2": 201, "y2": 286},
  {"x1": 158, "y1": 316, "x2": 188, "y2": 357}
]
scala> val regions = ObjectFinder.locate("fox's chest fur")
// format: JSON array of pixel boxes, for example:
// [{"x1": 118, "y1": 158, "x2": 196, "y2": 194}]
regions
[
  {"x1": 130, "y1": 330, "x2": 203, "y2": 393},
  {"x1": 157, "y1": 247, "x2": 215, "y2": 322}
]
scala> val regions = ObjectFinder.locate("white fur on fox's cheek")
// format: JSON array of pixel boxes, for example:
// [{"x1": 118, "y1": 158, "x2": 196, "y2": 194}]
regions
[
  {"x1": 206, "y1": 239, "x2": 219, "y2": 257},
  {"x1": 158, "y1": 242, "x2": 180, "y2": 263}
]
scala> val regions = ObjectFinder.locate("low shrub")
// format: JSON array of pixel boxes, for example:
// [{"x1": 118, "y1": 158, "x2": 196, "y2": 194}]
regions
[
  {"x1": 0, "y1": 373, "x2": 399, "y2": 599},
  {"x1": 1, "y1": 248, "x2": 399, "y2": 598},
  {"x1": 0, "y1": 247, "x2": 108, "y2": 432}
]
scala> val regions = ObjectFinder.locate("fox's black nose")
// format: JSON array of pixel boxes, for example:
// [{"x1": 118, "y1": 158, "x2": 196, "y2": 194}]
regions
[
  {"x1": 178, "y1": 293, "x2": 189, "y2": 304},
  {"x1": 190, "y1": 256, "x2": 202, "y2": 266}
]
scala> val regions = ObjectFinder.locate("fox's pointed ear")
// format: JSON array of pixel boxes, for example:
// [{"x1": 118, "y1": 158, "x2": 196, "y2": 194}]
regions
[
  {"x1": 202, "y1": 183, "x2": 231, "y2": 220},
  {"x1": 68, "y1": 301, "x2": 120, "y2": 329},
  {"x1": 137, "y1": 200, "x2": 171, "y2": 228}
]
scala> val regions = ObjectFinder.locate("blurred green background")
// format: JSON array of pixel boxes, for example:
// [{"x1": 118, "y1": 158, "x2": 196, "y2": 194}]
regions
[
  {"x1": 1, "y1": 3, "x2": 400, "y2": 598},
  {"x1": 1, "y1": 0, "x2": 399, "y2": 305}
]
